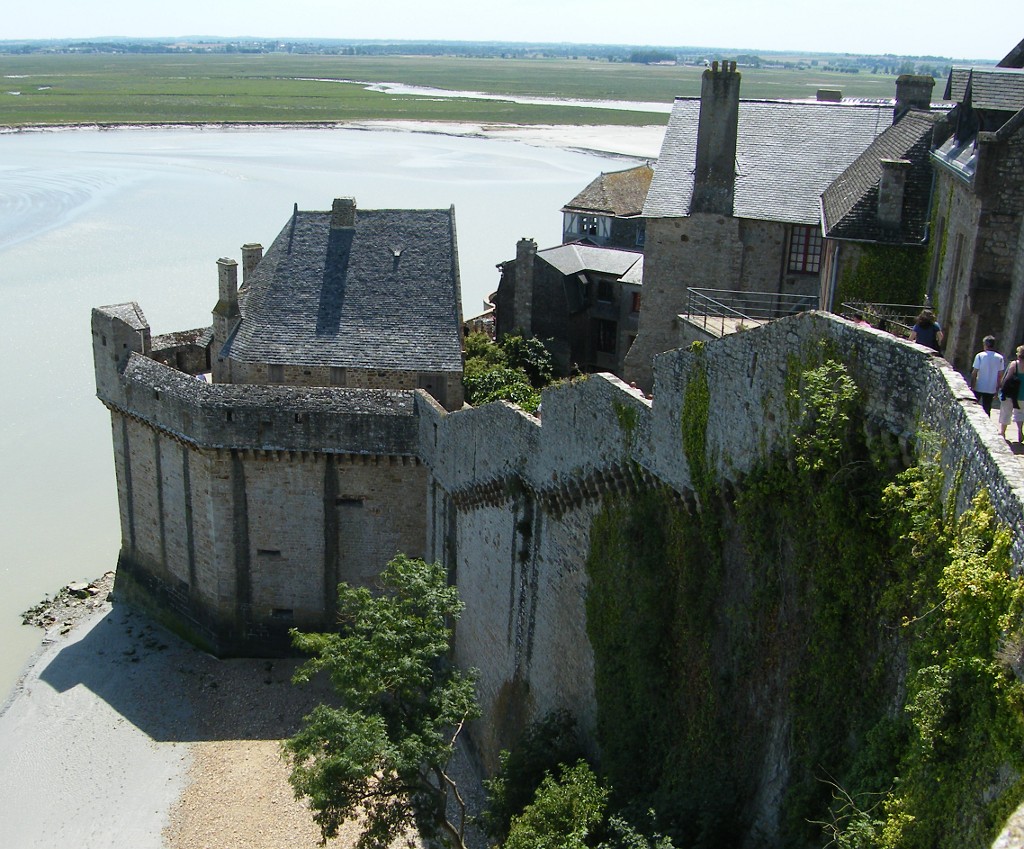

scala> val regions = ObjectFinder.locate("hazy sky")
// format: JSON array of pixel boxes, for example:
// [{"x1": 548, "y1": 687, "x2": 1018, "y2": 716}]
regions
[{"x1": 3, "y1": 0, "x2": 1019, "y2": 62}]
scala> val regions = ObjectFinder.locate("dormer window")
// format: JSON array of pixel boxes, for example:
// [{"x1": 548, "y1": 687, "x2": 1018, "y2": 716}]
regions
[{"x1": 563, "y1": 212, "x2": 611, "y2": 243}]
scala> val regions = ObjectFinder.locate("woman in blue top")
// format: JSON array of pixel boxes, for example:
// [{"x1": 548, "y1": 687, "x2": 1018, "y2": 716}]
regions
[{"x1": 910, "y1": 309, "x2": 943, "y2": 352}]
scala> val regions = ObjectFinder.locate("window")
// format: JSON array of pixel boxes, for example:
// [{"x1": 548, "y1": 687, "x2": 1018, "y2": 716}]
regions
[
  {"x1": 330, "y1": 366, "x2": 346, "y2": 386},
  {"x1": 566, "y1": 212, "x2": 611, "y2": 241},
  {"x1": 268, "y1": 363, "x2": 284, "y2": 383},
  {"x1": 631, "y1": 292, "x2": 642, "y2": 314},
  {"x1": 787, "y1": 225, "x2": 822, "y2": 274},
  {"x1": 594, "y1": 319, "x2": 617, "y2": 353},
  {"x1": 597, "y1": 279, "x2": 615, "y2": 304}
]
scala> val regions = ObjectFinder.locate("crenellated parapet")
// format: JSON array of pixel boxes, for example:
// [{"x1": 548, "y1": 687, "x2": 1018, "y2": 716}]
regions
[{"x1": 93, "y1": 299, "x2": 1024, "y2": 770}]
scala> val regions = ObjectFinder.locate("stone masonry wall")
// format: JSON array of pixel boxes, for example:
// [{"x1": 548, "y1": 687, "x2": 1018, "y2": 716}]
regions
[
  {"x1": 417, "y1": 310, "x2": 1024, "y2": 767},
  {"x1": 94, "y1": 302, "x2": 1024, "y2": 775},
  {"x1": 93, "y1": 305, "x2": 427, "y2": 655}
]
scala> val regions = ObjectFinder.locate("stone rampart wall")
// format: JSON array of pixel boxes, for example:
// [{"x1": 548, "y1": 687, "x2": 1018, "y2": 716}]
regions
[
  {"x1": 418, "y1": 310, "x2": 1024, "y2": 765},
  {"x1": 94, "y1": 302, "x2": 1024, "y2": 767},
  {"x1": 94, "y1": 305, "x2": 428, "y2": 654}
]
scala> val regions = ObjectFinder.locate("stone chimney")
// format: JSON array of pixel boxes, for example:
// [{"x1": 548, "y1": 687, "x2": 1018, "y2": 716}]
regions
[
  {"x1": 212, "y1": 257, "x2": 240, "y2": 383},
  {"x1": 691, "y1": 61, "x2": 741, "y2": 216},
  {"x1": 878, "y1": 159, "x2": 911, "y2": 227},
  {"x1": 894, "y1": 75, "x2": 934, "y2": 124},
  {"x1": 513, "y1": 238, "x2": 537, "y2": 337},
  {"x1": 331, "y1": 197, "x2": 356, "y2": 228},
  {"x1": 241, "y1": 243, "x2": 263, "y2": 283}
]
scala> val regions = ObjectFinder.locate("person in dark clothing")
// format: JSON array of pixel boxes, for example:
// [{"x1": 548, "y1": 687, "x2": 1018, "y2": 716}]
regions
[{"x1": 910, "y1": 309, "x2": 944, "y2": 352}]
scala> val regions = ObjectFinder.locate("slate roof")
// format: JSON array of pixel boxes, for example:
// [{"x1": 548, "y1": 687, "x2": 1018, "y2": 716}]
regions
[
  {"x1": 944, "y1": 67, "x2": 1024, "y2": 112},
  {"x1": 562, "y1": 164, "x2": 654, "y2": 217},
  {"x1": 223, "y1": 205, "x2": 462, "y2": 372},
  {"x1": 101, "y1": 302, "x2": 148, "y2": 331},
  {"x1": 822, "y1": 110, "x2": 941, "y2": 244},
  {"x1": 643, "y1": 98, "x2": 892, "y2": 225},
  {"x1": 537, "y1": 243, "x2": 643, "y2": 281}
]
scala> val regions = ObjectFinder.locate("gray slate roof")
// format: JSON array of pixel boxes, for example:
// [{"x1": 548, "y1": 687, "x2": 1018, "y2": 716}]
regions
[
  {"x1": 224, "y1": 206, "x2": 462, "y2": 372},
  {"x1": 562, "y1": 164, "x2": 654, "y2": 217},
  {"x1": 100, "y1": 302, "x2": 148, "y2": 331},
  {"x1": 644, "y1": 98, "x2": 892, "y2": 225},
  {"x1": 538, "y1": 243, "x2": 643, "y2": 280},
  {"x1": 822, "y1": 110, "x2": 941, "y2": 244},
  {"x1": 945, "y1": 67, "x2": 1024, "y2": 112}
]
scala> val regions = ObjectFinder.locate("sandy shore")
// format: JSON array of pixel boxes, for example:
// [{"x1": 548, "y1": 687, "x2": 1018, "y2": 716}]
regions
[
  {"x1": 0, "y1": 590, "x2": 362, "y2": 848},
  {"x1": 0, "y1": 578, "x2": 485, "y2": 849},
  {"x1": 1, "y1": 119, "x2": 666, "y2": 161},
  {"x1": 342, "y1": 120, "x2": 665, "y2": 159}
]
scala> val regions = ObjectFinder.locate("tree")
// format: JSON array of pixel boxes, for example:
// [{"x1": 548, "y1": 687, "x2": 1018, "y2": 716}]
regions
[
  {"x1": 462, "y1": 332, "x2": 554, "y2": 414},
  {"x1": 482, "y1": 709, "x2": 586, "y2": 841},
  {"x1": 502, "y1": 760, "x2": 677, "y2": 849},
  {"x1": 283, "y1": 555, "x2": 479, "y2": 849},
  {"x1": 503, "y1": 761, "x2": 608, "y2": 849}
]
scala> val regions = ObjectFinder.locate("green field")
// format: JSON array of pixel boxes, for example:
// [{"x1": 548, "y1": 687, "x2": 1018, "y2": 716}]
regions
[{"x1": 0, "y1": 53, "x2": 907, "y2": 128}]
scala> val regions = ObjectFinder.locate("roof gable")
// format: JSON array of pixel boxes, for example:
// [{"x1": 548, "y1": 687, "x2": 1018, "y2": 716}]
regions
[
  {"x1": 562, "y1": 164, "x2": 654, "y2": 217},
  {"x1": 224, "y1": 205, "x2": 462, "y2": 372},
  {"x1": 822, "y1": 110, "x2": 940, "y2": 244},
  {"x1": 945, "y1": 67, "x2": 1024, "y2": 112},
  {"x1": 644, "y1": 98, "x2": 891, "y2": 225},
  {"x1": 537, "y1": 243, "x2": 643, "y2": 279}
]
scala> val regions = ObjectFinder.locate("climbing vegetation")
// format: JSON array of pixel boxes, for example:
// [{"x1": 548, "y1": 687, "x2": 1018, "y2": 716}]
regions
[
  {"x1": 586, "y1": 357, "x2": 1024, "y2": 848},
  {"x1": 834, "y1": 244, "x2": 928, "y2": 308}
]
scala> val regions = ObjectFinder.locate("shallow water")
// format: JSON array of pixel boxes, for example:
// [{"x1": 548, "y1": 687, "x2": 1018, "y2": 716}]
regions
[{"x1": 0, "y1": 125, "x2": 633, "y2": 698}]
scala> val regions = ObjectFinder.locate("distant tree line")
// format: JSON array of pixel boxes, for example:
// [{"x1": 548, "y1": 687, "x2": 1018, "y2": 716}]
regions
[{"x1": 0, "y1": 38, "x2": 969, "y2": 73}]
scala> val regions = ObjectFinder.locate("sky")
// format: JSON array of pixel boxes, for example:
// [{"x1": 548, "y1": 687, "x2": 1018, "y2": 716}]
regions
[{"x1": 2, "y1": 0, "x2": 1020, "y2": 62}]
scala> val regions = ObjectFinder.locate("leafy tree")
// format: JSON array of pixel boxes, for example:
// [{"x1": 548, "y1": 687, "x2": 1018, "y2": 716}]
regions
[
  {"x1": 502, "y1": 760, "x2": 677, "y2": 849},
  {"x1": 483, "y1": 709, "x2": 586, "y2": 840},
  {"x1": 462, "y1": 332, "x2": 553, "y2": 414},
  {"x1": 501, "y1": 334, "x2": 555, "y2": 388},
  {"x1": 463, "y1": 366, "x2": 540, "y2": 412},
  {"x1": 283, "y1": 555, "x2": 479, "y2": 849},
  {"x1": 504, "y1": 761, "x2": 608, "y2": 849},
  {"x1": 464, "y1": 330, "x2": 507, "y2": 368}
]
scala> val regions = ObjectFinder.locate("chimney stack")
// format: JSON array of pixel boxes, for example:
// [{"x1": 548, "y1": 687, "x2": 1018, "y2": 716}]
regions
[
  {"x1": 513, "y1": 237, "x2": 537, "y2": 337},
  {"x1": 331, "y1": 197, "x2": 356, "y2": 228},
  {"x1": 216, "y1": 257, "x2": 239, "y2": 317},
  {"x1": 212, "y1": 257, "x2": 240, "y2": 383},
  {"x1": 691, "y1": 61, "x2": 741, "y2": 216},
  {"x1": 894, "y1": 75, "x2": 934, "y2": 124},
  {"x1": 241, "y1": 243, "x2": 263, "y2": 283},
  {"x1": 878, "y1": 159, "x2": 911, "y2": 227}
]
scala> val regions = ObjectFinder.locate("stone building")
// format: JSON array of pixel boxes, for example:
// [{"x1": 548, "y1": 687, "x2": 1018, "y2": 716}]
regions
[
  {"x1": 820, "y1": 79, "x2": 943, "y2": 313},
  {"x1": 927, "y1": 61, "x2": 1024, "y2": 371},
  {"x1": 214, "y1": 197, "x2": 464, "y2": 411},
  {"x1": 494, "y1": 238, "x2": 643, "y2": 376},
  {"x1": 90, "y1": 196, "x2": 463, "y2": 654},
  {"x1": 560, "y1": 163, "x2": 653, "y2": 249},
  {"x1": 624, "y1": 62, "x2": 914, "y2": 389}
]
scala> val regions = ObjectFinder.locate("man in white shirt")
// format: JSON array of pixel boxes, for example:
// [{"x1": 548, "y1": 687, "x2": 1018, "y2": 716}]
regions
[{"x1": 972, "y1": 335, "x2": 1005, "y2": 416}]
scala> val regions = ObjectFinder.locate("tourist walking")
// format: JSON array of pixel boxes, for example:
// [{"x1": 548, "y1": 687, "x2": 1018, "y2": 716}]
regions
[
  {"x1": 972, "y1": 335, "x2": 1005, "y2": 416},
  {"x1": 910, "y1": 309, "x2": 944, "y2": 352},
  {"x1": 999, "y1": 345, "x2": 1024, "y2": 442}
]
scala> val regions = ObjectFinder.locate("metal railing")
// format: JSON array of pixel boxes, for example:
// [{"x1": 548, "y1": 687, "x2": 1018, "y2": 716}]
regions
[
  {"x1": 838, "y1": 301, "x2": 929, "y2": 339},
  {"x1": 684, "y1": 287, "x2": 819, "y2": 336}
]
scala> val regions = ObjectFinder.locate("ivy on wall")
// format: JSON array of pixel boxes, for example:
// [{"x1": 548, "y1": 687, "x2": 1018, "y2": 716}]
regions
[
  {"x1": 584, "y1": 358, "x2": 1024, "y2": 848},
  {"x1": 834, "y1": 243, "x2": 929, "y2": 309}
]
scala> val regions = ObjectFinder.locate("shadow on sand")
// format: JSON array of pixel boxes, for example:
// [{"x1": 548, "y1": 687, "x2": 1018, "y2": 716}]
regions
[{"x1": 37, "y1": 602, "x2": 334, "y2": 744}]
